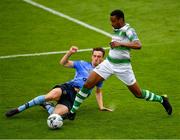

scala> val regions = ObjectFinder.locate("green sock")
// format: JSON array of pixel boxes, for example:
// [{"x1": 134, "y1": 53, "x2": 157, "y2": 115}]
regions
[
  {"x1": 70, "y1": 87, "x2": 91, "y2": 113},
  {"x1": 141, "y1": 89, "x2": 163, "y2": 103}
]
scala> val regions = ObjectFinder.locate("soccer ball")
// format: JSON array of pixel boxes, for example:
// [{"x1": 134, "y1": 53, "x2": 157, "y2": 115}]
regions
[{"x1": 47, "y1": 114, "x2": 63, "y2": 129}]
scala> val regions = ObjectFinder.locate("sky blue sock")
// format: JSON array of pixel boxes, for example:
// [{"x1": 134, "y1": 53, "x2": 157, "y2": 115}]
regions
[
  {"x1": 44, "y1": 104, "x2": 54, "y2": 114},
  {"x1": 18, "y1": 95, "x2": 45, "y2": 112}
]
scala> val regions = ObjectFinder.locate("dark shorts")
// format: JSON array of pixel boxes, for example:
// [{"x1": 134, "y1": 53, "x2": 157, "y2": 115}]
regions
[{"x1": 53, "y1": 83, "x2": 77, "y2": 111}]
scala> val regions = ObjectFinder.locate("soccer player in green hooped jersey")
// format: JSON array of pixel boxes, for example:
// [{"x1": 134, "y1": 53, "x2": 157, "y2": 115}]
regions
[{"x1": 67, "y1": 9, "x2": 172, "y2": 120}]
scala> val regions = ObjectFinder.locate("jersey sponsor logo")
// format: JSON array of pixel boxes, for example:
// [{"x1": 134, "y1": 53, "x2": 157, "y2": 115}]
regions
[
  {"x1": 112, "y1": 35, "x2": 123, "y2": 42},
  {"x1": 83, "y1": 78, "x2": 87, "y2": 81}
]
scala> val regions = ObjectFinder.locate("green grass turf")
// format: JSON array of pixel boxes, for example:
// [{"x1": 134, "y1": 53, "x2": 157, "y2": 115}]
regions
[{"x1": 0, "y1": 0, "x2": 180, "y2": 139}]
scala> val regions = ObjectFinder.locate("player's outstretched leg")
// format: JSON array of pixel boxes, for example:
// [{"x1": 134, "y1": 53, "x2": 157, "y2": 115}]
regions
[
  {"x1": 70, "y1": 86, "x2": 90, "y2": 114},
  {"x1": 66, "y1": 87, "x2": 90, "y2": 120},
  {"x1": 5, "y1": 95, "x2": 45, "y2": 117}
]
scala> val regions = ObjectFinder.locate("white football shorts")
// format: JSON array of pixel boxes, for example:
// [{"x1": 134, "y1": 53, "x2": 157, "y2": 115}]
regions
[{"x1": 93, "y1": 59, "x2": 136, "y2": 86}]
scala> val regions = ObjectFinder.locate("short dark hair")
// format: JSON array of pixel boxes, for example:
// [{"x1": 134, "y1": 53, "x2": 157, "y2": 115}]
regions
[
  {"x1": 110, "y1": 9, "x2": 124, "y2": 20},
  {"x1": 92, "y1": 47, "x2": 105, "y2": 57}
]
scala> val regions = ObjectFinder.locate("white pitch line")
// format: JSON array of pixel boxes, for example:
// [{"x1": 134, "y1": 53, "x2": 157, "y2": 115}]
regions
[
  {"x1": 0, "y1": 0, "x2": 112, "y2": 60},
  {"x1": 0, "y1": 47, "x2": 110, "y2": 59},
  {"x1": 23, "y1": 0, "x2": 112, "y2": 38}
]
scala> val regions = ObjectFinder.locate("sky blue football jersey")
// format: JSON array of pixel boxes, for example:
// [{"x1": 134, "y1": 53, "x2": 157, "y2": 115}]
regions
[{"x1": 67, "y1": 60, "x2": 103, "y2": 89}]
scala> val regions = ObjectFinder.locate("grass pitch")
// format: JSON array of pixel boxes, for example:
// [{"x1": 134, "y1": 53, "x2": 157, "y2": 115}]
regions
[{"x1": 0, "y1": 0, "x2": 180, "y2": 139}]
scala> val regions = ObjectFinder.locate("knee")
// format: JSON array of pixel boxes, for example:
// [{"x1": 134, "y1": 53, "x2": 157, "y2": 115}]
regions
[{"x1": 45, "y1": 88, "x2": 61, "y2": 101}]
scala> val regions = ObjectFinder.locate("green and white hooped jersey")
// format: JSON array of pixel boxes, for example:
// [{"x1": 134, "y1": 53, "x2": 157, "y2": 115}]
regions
[{"x1": 108, "y1": 23, "x2": 139, "y2": 63}]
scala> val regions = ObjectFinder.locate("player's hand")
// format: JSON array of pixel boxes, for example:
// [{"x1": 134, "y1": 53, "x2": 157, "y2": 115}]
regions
[
  {"x1": 109, "y1": 41, "x2": 121, "y2": 48},
  {"x1": 69, "y1": 46, "x2": 78, "y2": 54},
  {"x1": 100, "y1": 107, "x2": 113, "y2": 112}
]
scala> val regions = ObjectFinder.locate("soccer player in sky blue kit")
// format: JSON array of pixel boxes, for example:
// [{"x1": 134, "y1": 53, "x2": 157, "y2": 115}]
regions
[
  {"x1": 68, "y1": 9, "x2": 172, "y2": 120},
  {"x1": 5, "y1": 46, "x2": 112, "y2": 118}
]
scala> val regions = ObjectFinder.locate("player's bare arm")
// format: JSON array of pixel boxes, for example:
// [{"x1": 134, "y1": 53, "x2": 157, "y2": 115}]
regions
[
  {"x1": 95, "y1": 88, "x2": 113, "y2": 112},
  {"x1": 60, "y1": 46, "x2": 78, "y2": 67},
  {"x1": 110, "y1": 40, "x2": 142, "y2": 49}
]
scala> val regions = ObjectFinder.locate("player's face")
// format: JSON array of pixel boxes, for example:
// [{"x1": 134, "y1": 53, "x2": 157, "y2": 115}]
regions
[
  {"x1": 110, "y1": 16, "x2": 122, "y2": 29},
  {"x1": 91, "y1": 51, "x2": 104, "y2": 67}
]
